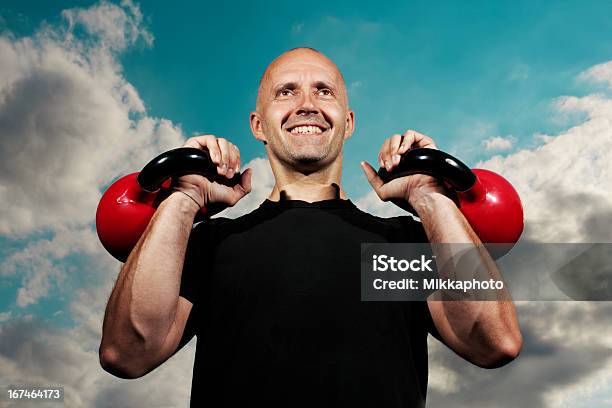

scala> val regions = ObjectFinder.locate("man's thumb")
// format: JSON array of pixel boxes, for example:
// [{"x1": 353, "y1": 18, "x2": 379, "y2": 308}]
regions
[{"x1": 360, "y1": 161, "x2": 384, "y2": 190}]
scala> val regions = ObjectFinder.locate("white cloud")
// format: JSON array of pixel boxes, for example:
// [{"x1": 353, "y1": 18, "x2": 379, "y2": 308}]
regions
[
  {"x1": 0, "y1": 314, "x2": 197, "y2": 407},
  {"x1": 482, "y1": 135, "x2": 515, "y2": 151},
  {"x1": 61, "y1": 0, "x2": 153, "y2": 52},
  {"x1": 1, "y1": 227, "x2": 108, "y2": 307},
  {"x1": 477, "y1": 94, "x2": 612, "y2": 243},
  {"x1": 428, "y1": 302, "x2": 612, "y2": 408},
  {"x1": 0, "y1": 6, "x2": 175, "y2": 308},
  {"x1": 1, "y1": 226, "x2": 196, "y2": 407},
  {"x1": 447, "y1": 118, "x2": 498, "y2": 161},
  {"x1": 0, "y1": 0, "x2": 184, "y2": 237},
  {"x1": 578, "y1": 60, "x2": 612, "y2": 89}
]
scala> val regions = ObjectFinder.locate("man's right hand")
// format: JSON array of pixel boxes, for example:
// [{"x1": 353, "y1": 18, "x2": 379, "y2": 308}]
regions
[{"x1": 173, "y1": 135, "x2": 252, "y2": 215}]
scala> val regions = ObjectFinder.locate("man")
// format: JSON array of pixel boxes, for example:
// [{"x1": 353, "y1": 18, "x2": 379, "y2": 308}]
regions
[{"x1": 99, "y1": 47, "x2": 522, "y2": 407}]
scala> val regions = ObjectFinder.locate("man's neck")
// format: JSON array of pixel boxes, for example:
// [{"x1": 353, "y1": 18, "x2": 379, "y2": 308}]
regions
[
  {"x1": 266, "y1": 155, "x2": 349, "y2": 203},
  {"x1": 268, "y1": 181, "x2": 347, "y2": 202}
]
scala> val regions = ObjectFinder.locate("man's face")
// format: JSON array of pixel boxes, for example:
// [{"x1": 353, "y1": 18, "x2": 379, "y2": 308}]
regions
[{"x1": 251, "y1": 50, "x2": 354, "y2": 170}]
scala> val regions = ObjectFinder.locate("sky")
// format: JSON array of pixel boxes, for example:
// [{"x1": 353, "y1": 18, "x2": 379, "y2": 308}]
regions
[{"x1": 1, "y1": 1, "x2": 612, "y2": 407}]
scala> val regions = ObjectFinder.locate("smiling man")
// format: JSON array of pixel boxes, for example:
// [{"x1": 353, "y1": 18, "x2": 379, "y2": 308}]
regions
[
  {"x1": 252, "y1": 47, "x2": 353, "y2": 187},
  {"x1": 99, "y1": 47, "x2": 522, "y2": 408}
]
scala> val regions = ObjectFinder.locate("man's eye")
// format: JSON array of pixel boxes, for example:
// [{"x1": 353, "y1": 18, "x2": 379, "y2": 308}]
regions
[
  {"x1": 317, "y1": 88, "x2": 333, "y2": 96},
  {"x1": 278, "y1": 89, "x2": 294, "y2": 97}
]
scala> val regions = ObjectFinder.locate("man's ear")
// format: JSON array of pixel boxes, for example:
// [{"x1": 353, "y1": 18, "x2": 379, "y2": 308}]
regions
[
  {"x1": 343, "y1": 109, "x2": 355, "y2": 140},
  {"x1": 250, "y1": 111, "x2": 268, "y2": 145}
]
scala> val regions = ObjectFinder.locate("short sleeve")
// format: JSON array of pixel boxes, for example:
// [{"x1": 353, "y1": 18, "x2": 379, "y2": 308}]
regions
[
  {"x1": 177, "y1": 221, "x2": 214, "y2": 347},
  {"x1": 179, "y1": 221, "x2": 212, "y2": 304}
]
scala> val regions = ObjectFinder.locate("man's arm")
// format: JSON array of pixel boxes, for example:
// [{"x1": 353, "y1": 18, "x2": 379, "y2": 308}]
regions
[
  {"x1": 412, "y1": 190, "x2": 523, "y2": 368},
  {"x1": 361, "y1": 129, "x2": 522, "y2": 369},
  {"x1": 98, "y1": 135, "x2": 251, "y2": 379},
  {"x1": 99, "y1": 192, "x2": 199, "y2": 379}
]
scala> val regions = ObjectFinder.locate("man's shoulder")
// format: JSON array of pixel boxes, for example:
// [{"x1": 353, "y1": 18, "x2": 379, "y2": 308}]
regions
[{"x1": 192, "y1": 204, "x2": 269, "y2": 233}]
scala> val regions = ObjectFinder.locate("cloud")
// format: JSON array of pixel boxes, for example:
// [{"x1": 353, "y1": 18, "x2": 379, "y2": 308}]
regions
[
  {"x1": 0, "y1": 4, "x2": 196, "y2": 405},
  {"x1": 477, "y1": 93, "x2": 612, "y2": 243},
  {"x1": 578, "y1": 60, "x2": 612, "y2": 89},
  {"x1": 1, "y1": 232, "x2": 196, "y2": 407},
  {"x1": 481, "y1": 135, "x2": 515, "y2": 151},
  {"x1": 0, "y1": 0, "x2": 184, "y2": 237},
  {"x1": 427, "y1": 302, "x2": 612, "y2": 408},
  {"x1": 1, "y1": 227, "x2": 106, "y2": 307},
  {"x1": 0, "y1": 314, "x2": 197, "y2": 407},
  {"x1": 61, "y1": 0, "x2": 153, "y2": 52},
  {"x1": 447, "y1": 118, "x2": 499, "y2": 161}
]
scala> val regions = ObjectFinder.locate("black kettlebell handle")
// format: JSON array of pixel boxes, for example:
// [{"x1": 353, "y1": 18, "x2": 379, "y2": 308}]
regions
[
  {"x1": 137, "y1": 147, "x2": 242, "y2": 192},
  {"x1": 377, "y1": 148, "x2": 476, "y2": 192}
]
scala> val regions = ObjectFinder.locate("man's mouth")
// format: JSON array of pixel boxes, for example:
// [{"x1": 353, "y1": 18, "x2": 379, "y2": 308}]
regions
[{"x1": 285, "y1": 123, "x2": 329, "y2": 135}]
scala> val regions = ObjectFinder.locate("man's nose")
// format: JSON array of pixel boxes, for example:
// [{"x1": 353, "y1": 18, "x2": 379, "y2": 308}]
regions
[{"x1": 296, "y1": 91, "x2": 319, "y2": 115}]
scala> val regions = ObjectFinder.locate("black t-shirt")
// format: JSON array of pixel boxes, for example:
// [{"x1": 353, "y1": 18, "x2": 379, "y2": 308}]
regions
[{"x1": 178, "y1": 198, "x2": 440, "y2": 408}]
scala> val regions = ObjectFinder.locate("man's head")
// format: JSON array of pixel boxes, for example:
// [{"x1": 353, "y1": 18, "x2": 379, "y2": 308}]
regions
[{"x1": 250, "y1": 48, "x2": 355, "y2": 172}]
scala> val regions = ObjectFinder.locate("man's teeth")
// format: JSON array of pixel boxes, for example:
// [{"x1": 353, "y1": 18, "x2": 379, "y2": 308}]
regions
[{"x1": 289, "y1": 125, "x2": 324, "y2": 134}]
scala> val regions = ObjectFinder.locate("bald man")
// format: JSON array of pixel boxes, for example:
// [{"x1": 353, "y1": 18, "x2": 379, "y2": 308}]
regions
[{"x1": 99, "y1": 47, "x2": 522, "y2": 407}]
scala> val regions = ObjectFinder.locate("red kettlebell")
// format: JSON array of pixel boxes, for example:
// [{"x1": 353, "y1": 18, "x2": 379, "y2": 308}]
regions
[
  {"x1": 96, "y1": 147, "x2": 241, "y2": 262},
  {"x1": 378, "y1": 148, "x2": 524, "y2": 257}
]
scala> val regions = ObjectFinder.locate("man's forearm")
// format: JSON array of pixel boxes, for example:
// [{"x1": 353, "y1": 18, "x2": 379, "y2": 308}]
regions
[
  {"x1": 101, "y1": 192, "x2": 199, "y2": 361},
  {"x1": 411, "y1": 191, "x2": 522, "y2": 366}
]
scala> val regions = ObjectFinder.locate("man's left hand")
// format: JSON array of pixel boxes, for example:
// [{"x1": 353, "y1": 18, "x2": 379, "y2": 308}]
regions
[{"x1": 360, "y1": 129, "x2": 451, "y2": 208}]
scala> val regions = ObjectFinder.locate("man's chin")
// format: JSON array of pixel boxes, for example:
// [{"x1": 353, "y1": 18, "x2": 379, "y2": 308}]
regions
[
  {"x1": 294, "y1": 152, "x2": 324, "y2": 162},
  {"x1": 288, "y1": 152, "x2": 328, "y2": 170},
  {"x1": 293, "y1": 157, "x2": 324, "y2": 167}
]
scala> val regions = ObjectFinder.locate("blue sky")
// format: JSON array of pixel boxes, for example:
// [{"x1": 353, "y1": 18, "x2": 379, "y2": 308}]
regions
[
  {"x1": 3, "y1": 0, "x2": 611, "y2": 199},
  {"x1": 2, "y1": 1, "x2": 612, "y2": 407}
]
